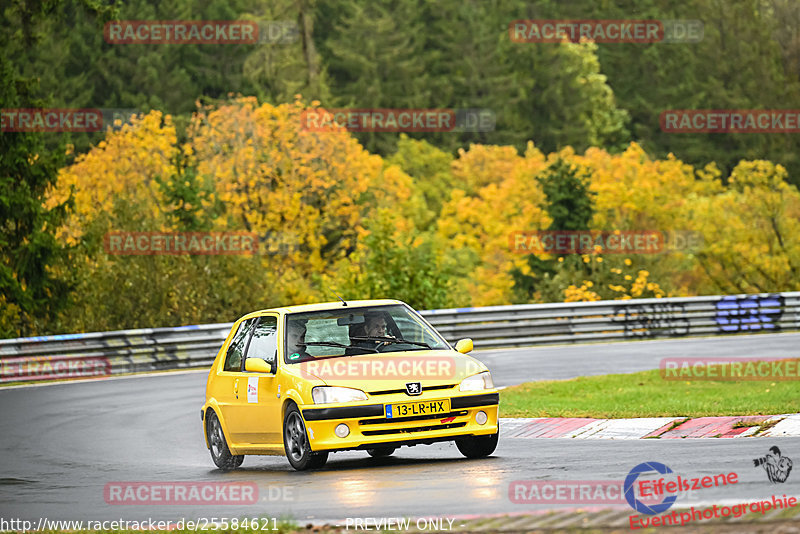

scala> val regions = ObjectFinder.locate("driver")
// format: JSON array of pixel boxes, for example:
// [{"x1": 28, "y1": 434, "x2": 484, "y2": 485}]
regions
[
  {"x1": 286, "y1": 319, "x2": 312, "y2": 361},
  {"x1": 365, "y1": 311, "x2": 389, "y2": 338},
  {"x1": 348, "y1": 311, "x2": 394, "y2": 353}
]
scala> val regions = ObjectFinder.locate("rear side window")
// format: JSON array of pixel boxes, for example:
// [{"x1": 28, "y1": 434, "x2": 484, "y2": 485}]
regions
[
  {"x1": 223, "y1": 318, "x2": 256, "y2": 372},
  {"x1": 245, "y1": 316, "x2": 278, "y2": 369}
]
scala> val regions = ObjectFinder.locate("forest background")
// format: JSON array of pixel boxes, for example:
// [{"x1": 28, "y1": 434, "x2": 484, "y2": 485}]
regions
[{"x1": 2, "y1": 0, "x2": 800, "y2": 337}]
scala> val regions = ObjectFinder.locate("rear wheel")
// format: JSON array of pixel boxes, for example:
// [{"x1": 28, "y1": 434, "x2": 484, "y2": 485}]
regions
[
  {"x1": 367, "y1": 447, "x2": 396, "y2": 458},
  {"x1": 206, "y1": 411, "x2": 244, "y2": 470},
  {"x1": 455, "y1": 432, "x2": 498, "y2": 459},
  {"x1": 283, "y1": 405, "x2": 328, "y2": 471}
]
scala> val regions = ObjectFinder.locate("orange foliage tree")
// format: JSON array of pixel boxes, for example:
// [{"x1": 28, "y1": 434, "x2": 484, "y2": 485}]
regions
[{"x1": 47, "y1": 98, "x2": 425, "y2": 331}]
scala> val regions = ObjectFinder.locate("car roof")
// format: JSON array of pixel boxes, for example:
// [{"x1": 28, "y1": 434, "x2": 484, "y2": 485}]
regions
[{"x1": 244, "y1": 299, "x2": 406, "y2": 318}]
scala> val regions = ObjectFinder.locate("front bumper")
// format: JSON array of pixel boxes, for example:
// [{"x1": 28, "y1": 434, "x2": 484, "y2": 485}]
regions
[{"x1": 301, "y1": 392, "x2": 499, "y2": 452}]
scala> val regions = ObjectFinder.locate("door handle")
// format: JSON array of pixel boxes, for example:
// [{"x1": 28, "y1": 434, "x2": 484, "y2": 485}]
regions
[{"x1": 234, "y1": 378, "x2": 239, "y2": 399}]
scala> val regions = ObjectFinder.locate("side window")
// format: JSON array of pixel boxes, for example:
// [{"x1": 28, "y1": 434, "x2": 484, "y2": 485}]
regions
[
  {"x1": 245, "y1": 316, "x2": 278, "y2": 370},
  {"x1": 223, "y1": 319, "x2": 256, "y2": 372}
]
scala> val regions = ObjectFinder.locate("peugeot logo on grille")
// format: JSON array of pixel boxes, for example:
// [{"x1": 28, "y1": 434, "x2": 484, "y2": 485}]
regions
[{"x1": 405, "y1": 382, "x2": 422, "y2": 396}]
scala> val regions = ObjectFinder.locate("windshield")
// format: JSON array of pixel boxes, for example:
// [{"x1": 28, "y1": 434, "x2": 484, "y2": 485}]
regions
[{"x1": 283, "y1": 304, "x2": 449, "y2": 363}]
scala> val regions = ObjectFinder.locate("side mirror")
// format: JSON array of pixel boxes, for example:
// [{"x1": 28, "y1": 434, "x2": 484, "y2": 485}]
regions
[
  {"x1": 245, "y1": 358, "x2": 272, "y2": 373},
  {"x1": 455, "y1": 338, "x2": 473, "y2": 354}
]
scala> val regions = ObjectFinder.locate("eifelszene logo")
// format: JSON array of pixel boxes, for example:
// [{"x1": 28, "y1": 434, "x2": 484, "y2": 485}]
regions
[
  {"x1": 624, "y1": 462, "x2": 678, "y2": 515},
  {"x1": 624, "y1": 461, "x2": 739, "y2": 516}
]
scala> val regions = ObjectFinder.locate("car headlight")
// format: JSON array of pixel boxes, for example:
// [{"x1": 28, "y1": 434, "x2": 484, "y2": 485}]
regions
[
  {"x1": 459, "y1": 371, "x2": 494, "y2": 392},
  {"x1": 312, "y1": 386, "x2": 368, "y2": 404}
]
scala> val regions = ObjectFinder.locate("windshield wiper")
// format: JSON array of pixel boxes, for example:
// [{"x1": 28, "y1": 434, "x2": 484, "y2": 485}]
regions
[
  {"x1": 349, "y1": 336, "x2": 432, "y2": 349},
  {"x1": 302, "y1": 341, "x2": 380, "y2": 355}
]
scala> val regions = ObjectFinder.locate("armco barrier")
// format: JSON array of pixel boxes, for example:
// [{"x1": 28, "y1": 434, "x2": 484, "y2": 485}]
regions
[
  {"x1": 423, "y1": 292, "x2": 799, "y2": 347},
  {"x1": 0, "y1": 292, "x2": 798, "y2": 383},
  {"x1": 0, "y1": 324, "x2": 231, "y2": 383}
]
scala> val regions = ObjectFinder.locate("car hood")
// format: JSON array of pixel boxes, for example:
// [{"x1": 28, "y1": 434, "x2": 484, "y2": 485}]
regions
[{"x1": 292, "y1": 349, "x2": 487, "y2": 389}]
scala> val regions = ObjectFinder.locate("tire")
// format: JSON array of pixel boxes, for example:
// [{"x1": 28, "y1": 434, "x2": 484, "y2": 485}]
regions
[
  {"x1": 206, "y1": 410, "x2": 244, "y2": 470},
  {"x1": 455, "y1": 432, "x2": 498, "y2": 459},
  {"x1": 283, "y1": 405, "x2": 328, "y2": 471},
  {"x1": 367, "y1": 447, "x2": 396, "y2": 458}
]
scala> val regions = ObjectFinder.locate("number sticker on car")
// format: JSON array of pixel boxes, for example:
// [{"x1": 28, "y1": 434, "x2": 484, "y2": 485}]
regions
[{"x1": 385, "y1": 399, "x2": 450, "y2": 419}]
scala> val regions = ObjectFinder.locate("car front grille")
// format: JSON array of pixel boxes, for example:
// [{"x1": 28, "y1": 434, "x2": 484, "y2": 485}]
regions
[
  {"x1": 367, "y1": 384, "x2": 456, "y2": 396},
  {"x1": 361, "y1": 422, "x2": 467, "y2": 436},
  {"x1": 357, "y1": 410, "x2": 468, "y2": 426}
]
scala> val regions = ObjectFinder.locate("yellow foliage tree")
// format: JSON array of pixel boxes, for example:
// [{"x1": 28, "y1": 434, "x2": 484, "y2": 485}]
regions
[
  {"x1": 47, "y1": 111, "x2": 179, "y2": 244},
  {"x1": 569, "y1": 143, "x2": 709, "y2": 296},
  {"x1": 47, "y1": 98, "x2": 426, "y2": 331},
  {"x1": 436, "y1": 142, "x2": 551, "y2": 306},
  {"x1": 188, "y1": 97, "x2": 422, "y2": 303},
  {"x1": 689, "y1": 160, "x2": 800, "y2": 293}
]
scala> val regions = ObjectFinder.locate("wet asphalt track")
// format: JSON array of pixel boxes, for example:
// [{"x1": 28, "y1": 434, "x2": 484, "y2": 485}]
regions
[{"x1": 1, "y1": 333, "x2": 799, "y2": 524}]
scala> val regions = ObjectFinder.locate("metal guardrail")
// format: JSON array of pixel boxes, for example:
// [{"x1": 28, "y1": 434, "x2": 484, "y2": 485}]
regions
[
  {"x1": 0, "y1": 324, "x2": 232, "y2": 383},
  {"x1": 423, "y1": 292, "x2": 800, "y2": 347},
  {"x1": 1, "y1": 292, "x2": 798, "y2": 383}
]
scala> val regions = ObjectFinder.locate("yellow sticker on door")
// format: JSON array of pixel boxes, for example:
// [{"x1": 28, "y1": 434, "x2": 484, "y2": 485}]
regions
[{"x1": 247, "y1": 376, "x2": 258, "y2": 403}]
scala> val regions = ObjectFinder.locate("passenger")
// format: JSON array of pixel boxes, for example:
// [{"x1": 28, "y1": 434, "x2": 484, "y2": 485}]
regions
[{"x1": 286, "y1": 319, "x2": 312, "y2": 361}]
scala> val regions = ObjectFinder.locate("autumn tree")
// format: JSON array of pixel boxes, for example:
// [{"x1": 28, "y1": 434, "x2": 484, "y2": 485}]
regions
[
  {"x1": 335, "y1": 208, "x2": 463, "y2": 310},
  {"x1": 48, "y1": 97, "x2": 431, "y2": 331},
  {"x1": 436, "y1": 143, "x2": 550, "y2": 306},
  {"x1": 386, "y1": 135, "x2": 456, "y2": 231},
  {"x1": 690, "y1": 160, "x2": 800, "y2": 293},
  {"x1": 511, "y1": 157, "x2": 596, "y2": 302},
  {"x1": 187, "y1": 97, "x2": 425, "y2": 296}
]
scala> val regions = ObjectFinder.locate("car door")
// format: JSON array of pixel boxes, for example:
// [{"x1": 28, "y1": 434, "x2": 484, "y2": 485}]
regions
[
  {"x1": 240, "y1": 314, "x2": 282, "y2": 445},
  {"x1": 215, "y1": 317, "x2": 257, "y2": 444}
]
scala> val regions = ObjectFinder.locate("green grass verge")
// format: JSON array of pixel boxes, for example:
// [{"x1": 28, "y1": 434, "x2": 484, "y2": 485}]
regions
[{"x1": 499, "y1": 367, "x2": 800, "y2": 418}]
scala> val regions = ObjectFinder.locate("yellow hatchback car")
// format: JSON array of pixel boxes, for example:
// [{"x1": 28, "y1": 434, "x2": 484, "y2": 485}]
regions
[{"x1": 201, "y1": 299, "x2": 499, "y2": 470}]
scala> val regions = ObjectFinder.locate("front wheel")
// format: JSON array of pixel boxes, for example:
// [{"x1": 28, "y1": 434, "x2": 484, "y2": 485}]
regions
[
  {"x1": 283, "y1": 405, "x2": 328, "y2": 471},
  {"x1": 206, "y1": 410, "x2": 244, "y2": 470},
  {"x1": 455, "y1": 432, "x2": 498, "y2": 458}
]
